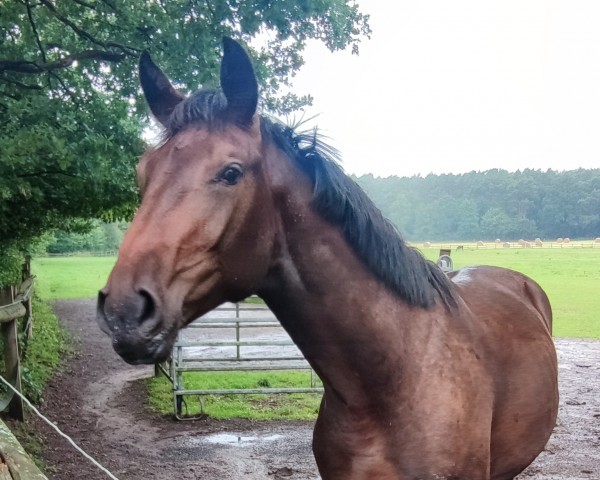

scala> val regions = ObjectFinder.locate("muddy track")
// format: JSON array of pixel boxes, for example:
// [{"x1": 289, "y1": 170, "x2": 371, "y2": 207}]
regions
[{"x1": 14, "y1": 299, "x2": 600, "y2": 479}]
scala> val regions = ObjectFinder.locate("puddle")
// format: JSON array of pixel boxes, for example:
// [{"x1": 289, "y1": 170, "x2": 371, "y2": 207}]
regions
[{"x1": 193, "y1": 433, "x2": 284, "y2": 447}]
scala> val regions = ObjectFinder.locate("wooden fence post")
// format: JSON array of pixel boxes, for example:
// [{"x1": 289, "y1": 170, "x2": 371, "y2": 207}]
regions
[
  {"x1": 21, "y1": 257, "x2": 33, "y2": 342},
  {"x1": 0, "y1": 287, "x2": 24, "y2": 421}
]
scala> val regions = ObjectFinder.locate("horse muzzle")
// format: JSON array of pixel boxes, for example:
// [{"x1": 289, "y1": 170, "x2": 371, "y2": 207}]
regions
[{"x1": 96, "y1": 288, "x2": 175, "y2": 365}]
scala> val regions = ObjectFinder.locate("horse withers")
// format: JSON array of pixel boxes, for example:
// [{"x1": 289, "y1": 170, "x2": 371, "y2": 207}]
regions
[{"x1": 97, "y1": 38, "x2": 558, "y2": 479}]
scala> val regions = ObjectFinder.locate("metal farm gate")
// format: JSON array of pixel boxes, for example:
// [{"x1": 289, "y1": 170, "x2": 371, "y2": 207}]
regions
[{"x1": 170, "y1": 300, "x2": 323, "y2": 419}]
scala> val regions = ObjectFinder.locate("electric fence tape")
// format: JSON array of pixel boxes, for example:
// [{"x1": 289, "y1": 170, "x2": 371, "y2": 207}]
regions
[{"x1": 0, "y1": 375, "x2": 120, "y2": 480}]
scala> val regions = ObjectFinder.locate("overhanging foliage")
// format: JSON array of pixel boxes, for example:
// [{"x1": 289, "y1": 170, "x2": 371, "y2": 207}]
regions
[{"x1": 0, "y1": 0, "x2": 370, "y2": 283}]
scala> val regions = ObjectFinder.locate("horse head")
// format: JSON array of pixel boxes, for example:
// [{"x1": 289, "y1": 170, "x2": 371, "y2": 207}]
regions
[{"x1": 97, "y1": 39, "x2": 282, "y2": 364}]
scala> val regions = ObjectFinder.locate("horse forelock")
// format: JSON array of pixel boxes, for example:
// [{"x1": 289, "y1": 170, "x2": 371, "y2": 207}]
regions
[
  {"x1": 161, "y1": 89, "x2": 229, "y2": 139},
  {"x1": 155, "y1": 91, "x2": 456, "y2": 309}
]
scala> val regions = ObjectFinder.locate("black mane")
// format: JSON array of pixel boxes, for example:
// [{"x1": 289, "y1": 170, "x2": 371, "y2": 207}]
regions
[{"x1": 160, "y1": 91, "x2": 457, "y2": 309}]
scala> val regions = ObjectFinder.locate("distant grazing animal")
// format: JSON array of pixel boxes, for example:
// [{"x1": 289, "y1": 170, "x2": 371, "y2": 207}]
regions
[{"x1": 97, "y1": 38, "x2": 558, "y2": 480}]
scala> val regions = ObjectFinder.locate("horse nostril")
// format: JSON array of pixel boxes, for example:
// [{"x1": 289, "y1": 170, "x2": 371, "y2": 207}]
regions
[
  {"x1": 137, "y1": 288, "x2": 157, "y2": 325},
  {"x1": 97, "y1": 286, "x2": 159, "y2": 333},
  {"x1": 97, "y1": 289, "x2": 107, "y2": 310},
  {"x1": 96, "y1": 289, "x2": 111, "y2": 335}
]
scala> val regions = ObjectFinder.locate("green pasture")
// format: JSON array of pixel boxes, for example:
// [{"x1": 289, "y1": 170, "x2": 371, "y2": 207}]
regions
[
  {"x1": 419, "y1": 244, "x2": 600, "y2": 338},
  {"x1": 32, "y1": 246, "x2": 599, "y2": 339},
  {"x1": 33, "y1": 256, "x2": 117, "y2": 300},
  {"x1": 32, "y1": 246, "x2": 599, "y2": 419}
]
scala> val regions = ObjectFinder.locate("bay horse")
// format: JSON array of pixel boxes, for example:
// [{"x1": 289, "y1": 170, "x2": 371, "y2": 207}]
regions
[{"x1": 97, "y1": 38, "x2": 558, "y2": 479}]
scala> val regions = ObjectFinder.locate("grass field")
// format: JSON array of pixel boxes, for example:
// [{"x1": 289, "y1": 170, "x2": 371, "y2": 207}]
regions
[
  {"x1": 419, "y1": 244, "x2": 600, "y2": 338},
  {"x1": 33, "y1": 256, "x2": 117, "y2": 300},
  {"x1": 32, "y1": 246, "x2": 600, "y2": 339},
  {"x1": 33, "y1": 246, "x2": 599, "y2": 419}
]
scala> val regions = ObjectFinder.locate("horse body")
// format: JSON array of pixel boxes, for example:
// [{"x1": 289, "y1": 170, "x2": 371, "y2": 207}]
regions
[
  {"x1": 97, "y1": 38, "x2": 558, "y2": 479},
  {"x1": 257, "y1": 161, "x2": 557, "y2": 479}
]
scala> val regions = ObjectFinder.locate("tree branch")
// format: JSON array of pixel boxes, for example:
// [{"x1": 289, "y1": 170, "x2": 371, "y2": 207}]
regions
[
  {"x1": 0, "y1": 76, "x2": 43, "y2": 90},
  {"x1": 204, "y1": 0, "x2": 216, "y2": 20},
  {"x1": 100, "y1": 0, "x2": 116, "y2": 10},
  {"x1": 25, "y1": 0, "x2": 47, "y2": 63},
  {"x1": 157, "y1": 0, "x2": 170, "y2": 15},
  {"x1": 70, "y1": 0, "x2": 97, "y2": 9},
  {"x1": 47, "y1": 70, "x2": 80, "y2": 107},
  {"x1": 39, "y1": 0, "x2": 140, "y2": 55},
  {"x1": 0, "y1": 50, "x2": 126, "y2": 74},
  {"x1": 0, "y1": 90, "x2": 21, "y2": 100}
]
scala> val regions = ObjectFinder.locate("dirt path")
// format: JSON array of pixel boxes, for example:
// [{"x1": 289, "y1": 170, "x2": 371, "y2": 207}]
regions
[{"x1": 20, "y1": 299, "x2": 600, "y2": 479}]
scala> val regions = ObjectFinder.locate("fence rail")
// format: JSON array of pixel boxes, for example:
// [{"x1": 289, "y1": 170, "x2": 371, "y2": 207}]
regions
[
  {"x1": 0, "y1": 419, "x2": 47, "y2": 479},
  {"x1": 0, "y1": 260, "x2": 35, "y2": 421},
  {"x1": 421, "y1": 239, "x2": 600, "y2": 250},
  {"x1": 0, "y1": 277, "x2": 34, "y2": 323},
  {"x1": 169, "y1": 301, "x2": 323, "y2": 419}
]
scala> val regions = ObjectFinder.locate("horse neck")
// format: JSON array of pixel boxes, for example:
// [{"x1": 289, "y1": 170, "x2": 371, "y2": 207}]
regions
[{"x1": 258, "y1": 155, "x2": 422, "y2": 406}]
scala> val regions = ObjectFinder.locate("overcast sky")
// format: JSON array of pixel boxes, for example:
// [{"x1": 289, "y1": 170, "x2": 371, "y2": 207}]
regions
[{"x1": 286, "y1": 1, "x2": 600, "y2": 178}]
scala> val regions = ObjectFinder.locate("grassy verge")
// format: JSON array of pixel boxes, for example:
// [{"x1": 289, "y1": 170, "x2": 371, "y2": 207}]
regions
[
  {"x1": 148, "y1": 371, "x2": 322, "y2": 420},
  {"x1": 20, "y1": 295, "x2": 71, "y2": 403},
  {"x1": 0, "y1": 271, "x2": 71, "y2": 404},
  {"x1": 3, "y1": 287, "x2": 71, "y2": 473}
]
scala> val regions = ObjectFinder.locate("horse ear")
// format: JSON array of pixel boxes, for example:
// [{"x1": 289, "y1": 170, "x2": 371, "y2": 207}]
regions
[
  {"x1": 139, "y1": 51, "x2": 185, "y2": 127},
  {"x1": 220, "y1": 37, "x2": 258, "y2": 125}
]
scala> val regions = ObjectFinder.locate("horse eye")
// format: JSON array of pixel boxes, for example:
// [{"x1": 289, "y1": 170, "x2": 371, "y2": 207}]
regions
[{"x1": 217, "y1": 164, "x2": 243, "y2": 186}]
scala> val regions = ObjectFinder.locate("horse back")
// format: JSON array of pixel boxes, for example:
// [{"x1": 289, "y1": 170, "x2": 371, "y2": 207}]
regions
[{"x1": 448, "y1": 265, "x2": 552, "y2": 336}]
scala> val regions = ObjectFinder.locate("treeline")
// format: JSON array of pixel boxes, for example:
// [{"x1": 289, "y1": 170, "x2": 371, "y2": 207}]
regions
[
  {"x1": 355, "y1": 168, "x2": 600, "y2": 241},
  {"x1": 45, "y1": 169, "x2": 600, "y2": 254},
  {"x1": 45, "y1": 221, "x2": 127, "y2": 254}
]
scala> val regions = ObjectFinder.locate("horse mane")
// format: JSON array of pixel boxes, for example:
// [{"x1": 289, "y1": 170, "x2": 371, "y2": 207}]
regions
[
  {"x1": 263, "y1": 119, "x2": 457, "y2": 309},
  {"x1": 159, "y1": 90, "x2": 457, "y2": 309}
]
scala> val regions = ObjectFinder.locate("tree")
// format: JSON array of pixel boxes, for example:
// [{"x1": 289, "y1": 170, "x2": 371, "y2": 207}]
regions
[
  {"x1": 355, "y1": 169, "x2": 600, "y2": 242},
  {"x1": 45, "y1": 220, "x2": 125, "y2": 254},
  {"x1": 0, "y1": 0, "x2": 370, "y2": 283}
]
